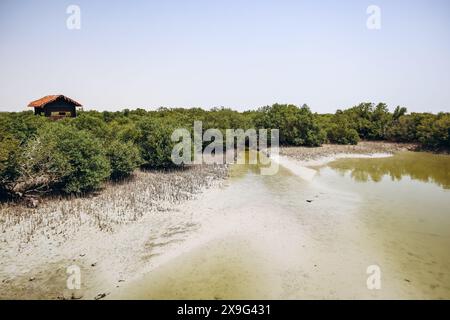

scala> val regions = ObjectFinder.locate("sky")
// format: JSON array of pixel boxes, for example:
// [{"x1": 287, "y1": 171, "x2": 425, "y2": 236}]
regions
[{"x1": 0, "y1": 0, "x2": 449, "y2": 113}]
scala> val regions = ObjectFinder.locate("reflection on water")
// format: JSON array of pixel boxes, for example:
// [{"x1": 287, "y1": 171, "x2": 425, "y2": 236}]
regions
[
  {"x1": 314, "y1": 151, "x2": 450, "y2": 298},
  {"x1": 325, "y1": 152, "x2": 450, "y2": 189}
]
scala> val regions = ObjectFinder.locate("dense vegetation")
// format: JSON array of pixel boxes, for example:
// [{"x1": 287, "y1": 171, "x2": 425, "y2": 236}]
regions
[{"x1": 1, "y1": 103, "x2": 449, "y2": 199}]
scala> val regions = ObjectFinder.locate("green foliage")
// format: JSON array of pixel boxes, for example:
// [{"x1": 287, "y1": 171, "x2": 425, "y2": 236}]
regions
[
  {"x1": 37, "y1": 123, "x2": 111, "y2": 193},
  {"x1": 327, "y1": 124, "x2": 360, "y2": 145},
  {"x1": 0, "y1": 130, "x2": 21, "y2": 196},
  {"x1": 137, "y1": 117, "x2": 179, "y2": 168},
  {"x1": 70, "y1": 113, "x2": 111, "y2": 138},
  {"x1": 0, "y1": 111, "x2": 48, "y2": 143},
  {"x1": 113, "y1": 121, "x2": 141, "y2": 143},
  {"x1": 255, "y1": 104, "x2": 326, "y2": 146},
  {"x1": 386, "y1": 113, "x2": 426, "y2": 142},
  {"x1": 15, "y1": 135, "x2": 72, "y2": 194},
  {"x1": 370, "y1": 103, "x2": 392, "y2": 140},
  {"x1": 1, "y1": 102, "x2": 449, "y2": 199},
  {"x1": 332, "y1": 103, "x2": 392, "y2": 140},
  {"x1": 417, "y1": 113, "x2": 450, "y2": 150},
  {"x1": 393, "y1": 106, "x2": 407, "y2": 121},
  {"x1": 325, "y1": 111, "x2": 360, "y2": 145},
  {"x1": 106, "y1": 140, "x2": 142, "y2": 180}
]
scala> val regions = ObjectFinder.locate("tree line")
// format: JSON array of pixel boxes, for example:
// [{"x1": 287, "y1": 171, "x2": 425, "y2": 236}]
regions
[{"x1": 1, "y1": 103, "x2": 449, "y2": 199}]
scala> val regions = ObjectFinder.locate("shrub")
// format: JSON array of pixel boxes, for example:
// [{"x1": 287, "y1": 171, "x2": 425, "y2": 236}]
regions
[
  {"x1": 327, "y1": 113, "x2": 360, "y2": 145},
  {"x1": 386, "y1": 115, "x2": 417, "y2": 142},
  {"x1": 327, "y1": 125, "x2": 360, "y2": 145},
  {"x1": 417, "y1": 113, "x2": 450, "y2": 150},
  {"x1": 297, "y1": 107, "x2": 326, "y2": 147},
  {"x1": 70, "y1": 113, "x2": 111, "y2": 138},
  {"x1": 335, "y1": 103, "x2": 392, "y2": 140},
  {"x1": 0, "y1": 111, "x2": 48, "y2": 143},
  {"x1": 137, "y1": 117, "x2": 180, "y2": 168},
  {"x1": 113, "y1": 121, "x2": 141, "y2": 143},
  {"x1": 106, "y1": 140, "x2": 142, "y2": 180},
  {"x1": 255, "y1": 104, "x2": 326, "y2": 146},
  {"x1": 0, "y1": 131, "x2": 21, "y2": 198},
  {"x1": 14, "y1": 136, "x2": 71, "y2": 195},
  {"x1": 37, "y1": 123, "x2": 111, "y2": 193},
  {"x1": 1, "y1": 104, "x2": 449, "y2": 200}
]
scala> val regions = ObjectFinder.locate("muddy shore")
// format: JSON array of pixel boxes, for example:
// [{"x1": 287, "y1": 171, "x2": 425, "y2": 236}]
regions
[{"x1": 0, "y1": 165, "x2": 228, "y2": 299}]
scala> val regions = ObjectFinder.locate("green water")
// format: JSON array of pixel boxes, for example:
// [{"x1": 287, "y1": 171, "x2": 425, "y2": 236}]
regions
[
  {"x1": 312, "y1": 151, "x2": 450, "y2": 297},
  {"x1": 324, "y1": 151, "x2": 450, "y2": 188},
  {"x1": 114, "y1": 151, "x2": 450, "y2": 299},
  {"x1": 314, "y1": 152, "x2": 450, "y2": 237}
]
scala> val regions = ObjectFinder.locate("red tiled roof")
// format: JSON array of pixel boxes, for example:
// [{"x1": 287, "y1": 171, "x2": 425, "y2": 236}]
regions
[{"x1": 28, "y1": 95, "x2": 82, "y2": 108}]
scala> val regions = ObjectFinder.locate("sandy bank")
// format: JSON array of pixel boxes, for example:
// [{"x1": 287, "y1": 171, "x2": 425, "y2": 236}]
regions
[
  {"x1": 269, "y1": 141, "x2": 414, "y2": 181},
  {"x1": 280, "y1": 141, "x2": 415, "y2": 165}
]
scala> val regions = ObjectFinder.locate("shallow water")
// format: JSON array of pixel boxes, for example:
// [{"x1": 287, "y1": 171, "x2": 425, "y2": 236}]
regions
[
  {"x1": 311, "y1": 151, "x2": 450, "y2": 298},
  {"x1": 113, "y1": 151, "x2": 450, "y2": 299}
]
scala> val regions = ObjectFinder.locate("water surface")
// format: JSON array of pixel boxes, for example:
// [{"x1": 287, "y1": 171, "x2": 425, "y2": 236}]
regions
[
  {"x1": 311, "y1": 151, "x2": 450, "y2": 298},
  {"x1": 113, "y1": 151, "x2": 450, "y2": 299}
]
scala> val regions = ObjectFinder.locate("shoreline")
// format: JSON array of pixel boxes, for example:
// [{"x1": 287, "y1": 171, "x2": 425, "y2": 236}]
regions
[
  {"x1": 279, "y1": 141, "x2": 416, "y2": 164},
  {"x1": 273, "y1": 153, "x2": 393, "y2": 182},
  {"x1": 0, "y1": 141, "x2": 423, "y2": 299},
  {"x1": 272, "y1": 141, "x2": 414, "y2": 181}
]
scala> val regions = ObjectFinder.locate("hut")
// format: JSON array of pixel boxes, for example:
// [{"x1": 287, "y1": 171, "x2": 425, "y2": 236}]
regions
[{"x1": 28, "y1": 95, "x2": 82, "y2": 118}]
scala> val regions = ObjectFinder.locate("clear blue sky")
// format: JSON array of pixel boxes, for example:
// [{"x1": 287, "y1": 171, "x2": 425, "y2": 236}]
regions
[{"x1": 1, "y1": 0, "x2": 449, "y2": 113}]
